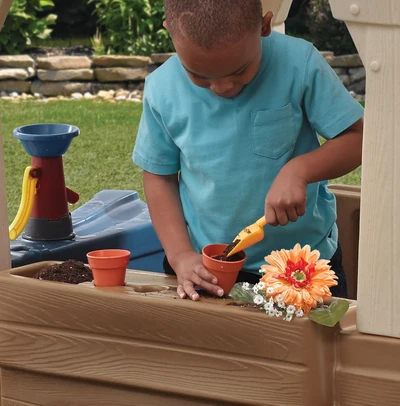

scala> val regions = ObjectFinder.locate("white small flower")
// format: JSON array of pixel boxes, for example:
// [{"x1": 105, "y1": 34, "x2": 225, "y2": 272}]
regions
[
  {"x1": 276, "y1": 294, "x2": 284, "y2": 302},
  {"x1": 268, "y1": 297, "x2": 274, "y2": 305},
  {"x1": 266, "y1": 287, "x2": 274, "y2": 295},
  {"x1": 259, "y1": 268, "x2": 264, "y2": 274},
  {"x1": 296, "y1": 309, "x2": 304, "y2": 318},
  {"x1": 242, "y1": 282, "x2": 250, "y2": 290},
  {"x1": 253, "y1": 294, "x2": 265, "y2": 305},
  {"x1": 278, "y1": 300, "x2": 286, "y2": 309},
  {"x1": 285, "y1": 314, "x2": 293, "y2": 322},
  {"x1": 268, "y1": 309, "x2": 276, "y2": 317},
  {"x1": 275, "y1": 311, "x2": 283, "y2": 318},
  {"x1": 257, "y1": 282, "x2": 265, "y2": 290},
  {"x1": 264, "y1": 303, "x2": 272, "y2": 311},
  {"x1": 252, "y1": 284, "x2": 259, "y2": 293},
  {"x1": 286, "y1": 305, "x2": 296, "y2": 315}
]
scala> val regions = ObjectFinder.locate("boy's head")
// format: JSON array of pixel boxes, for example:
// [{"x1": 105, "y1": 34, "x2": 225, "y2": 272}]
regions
[{"x1": 164, "y1": 0, "x2": 273, "y2": 98}]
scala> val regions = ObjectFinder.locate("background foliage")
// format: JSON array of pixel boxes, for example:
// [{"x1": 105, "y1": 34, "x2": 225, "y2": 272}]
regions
[{"x1": 0, "y1": 0, "x2": 56, "y2": 54}]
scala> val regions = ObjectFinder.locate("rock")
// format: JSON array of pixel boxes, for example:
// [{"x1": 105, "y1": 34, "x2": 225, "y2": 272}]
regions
[
  {"x1": 128, "y1": 97, "x2": 142, "y2": 103},
  {"x1": 97, "y1": 90, "x2": 114, "y2": 100},
  {"x1": 31, "y1": 80, "x2": 91, "y2": 96},
  {"x1": 333, "y1": 68, "x2": 347, "y2": 76},
  {"x1": 9, "y1": 92, "x2": 19, "y2": 98},
  {"x1": 348, "y1": 79, "x2": 366, "y2": 95},
  {"x1": 95, "y1": 67, "x2": 149, "y2": 82},
  {"x1": 33, "y1": 92, "x2": 43, "y2": 99},
  {"x1": 84, "y1": 92, "x2": 94, "y2": 99},
  {"x1": 325, "y1": 54, "x2": 363, "y2": 68},
  {"x1": 92, "y1": 55, "x2": 152, "y2": 67},
  {"x1": 115, "y1": 89, "x2": 130, "y2": 98},
  {"x1": 1, "y1": 96, "x2": 12, "y2": 100},
  {"x1": 57, "y1": 95, "x2": 65, "y2": 100},
  {"x1": 320, "y1": 51, "x2": 334, "y2": 58},
  {"x1": 339, "y1": 74, "x2": 350, "y2": 87},
  {"x1": 349, "y1": 67, "x2": 366, "y2": 83},
  {"x1": 90, "y1": 82, "x2": 127, "y2": 93},
  {"x1": 71, "y1": 92, "x2": 83, "y2": 100},
  {"x1": 151, "y1": 53, "x2": 176, "y2": 64},
  {"x1": 37, "y1": 69, "x2": 94, "y2": 81},
  {"x1": 0, "y1": 91, "x2": 7, "y2": 97},
  {"x1": 0, "y1": 55, "x2": 35, "y2": 68},
  {"x1": 36, "y1": 56, "x2": 92, "y2": 70},
  {"x1": 0, "y1": 80, "x2": 31, "y2": 93},
  {"x1": 0, "y1": 68, "x2": 35, "y2": 80},
  {"x1": 47, "y1": 97, "x2": 59, "y2": 102},
  {"x1": 115, "y1": 95, "x2": 127, "y2": 101}
]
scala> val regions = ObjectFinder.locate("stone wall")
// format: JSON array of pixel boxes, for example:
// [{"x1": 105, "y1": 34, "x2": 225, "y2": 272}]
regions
[{"x1": 0, "y1": 52, "x2": 365, "y2": 101}]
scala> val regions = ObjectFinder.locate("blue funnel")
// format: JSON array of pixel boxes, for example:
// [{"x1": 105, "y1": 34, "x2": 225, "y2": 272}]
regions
[{"x1": 13, "y1": 124, "x2": 79, "y2": 157}]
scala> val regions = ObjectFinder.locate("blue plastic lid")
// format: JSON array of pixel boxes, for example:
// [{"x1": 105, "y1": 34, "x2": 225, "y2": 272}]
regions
[{"x1": 13, "y1": 123, "x2": 79, "y2": 157}]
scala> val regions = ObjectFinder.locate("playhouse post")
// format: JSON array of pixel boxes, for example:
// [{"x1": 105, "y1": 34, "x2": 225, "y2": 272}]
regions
[
  {"x1": 261, "y1": 0, "x2": 293, "y2": 33},
  {"x1": 330, "y1": 0, "x2": 400, "y2": 339},
  {"x1": 0, "y1": 0, "x2": 13, "y2": 271}
]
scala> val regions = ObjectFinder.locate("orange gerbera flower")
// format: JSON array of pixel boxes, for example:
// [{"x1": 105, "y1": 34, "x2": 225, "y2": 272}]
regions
[{"x1": 260, "y1": 244, "x2": 338, "y2": 314}]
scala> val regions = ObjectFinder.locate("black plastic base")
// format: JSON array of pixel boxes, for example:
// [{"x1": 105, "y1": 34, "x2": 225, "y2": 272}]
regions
[{"x1": 22, "y1": 214, "x2": 75, "y2": 241}]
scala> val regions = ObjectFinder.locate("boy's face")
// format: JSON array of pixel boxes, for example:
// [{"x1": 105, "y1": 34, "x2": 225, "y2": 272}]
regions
[{"x1": 167, "y1": 12, "x2": 273, "y2": 99}]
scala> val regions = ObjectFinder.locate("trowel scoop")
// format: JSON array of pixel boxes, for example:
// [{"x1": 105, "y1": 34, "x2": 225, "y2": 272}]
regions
[{"x1": 225, "y1": 216, "x2": 267, "y2": 257}]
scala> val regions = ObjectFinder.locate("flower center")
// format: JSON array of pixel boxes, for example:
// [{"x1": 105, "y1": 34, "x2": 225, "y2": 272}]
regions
[
  {"x1": 275, "y1": 258, "x2": 315, "y2": 289},
  {"x1": 292, "y1": 270, "x2": 306, "y2": 281}
]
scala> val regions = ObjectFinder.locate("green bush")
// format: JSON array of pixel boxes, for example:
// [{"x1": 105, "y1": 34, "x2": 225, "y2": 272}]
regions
[
  {"x1": 90, "y1": 0, "x2": 174, "y2": 56},
  {"x1": 307, "y1": 0, "x2": 356, "y2": 55},
  {"x1": 0, "y1": 0, "x2": 57, "y2": 54}
]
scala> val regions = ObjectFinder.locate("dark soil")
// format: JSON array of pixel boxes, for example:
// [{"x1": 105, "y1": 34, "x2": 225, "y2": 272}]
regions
[
  {"x1": 227, "y1": 302, "x2": 259, "y2": 308},
  {"x1": 215, "y1": 239, "x2": 241, "y2": 261},
  {"x1": 34, "y1": 260, "x2": 93, "y2": 284},
  {"x1": 24, "y1": 46, "x2": 93, "y2": 60}
]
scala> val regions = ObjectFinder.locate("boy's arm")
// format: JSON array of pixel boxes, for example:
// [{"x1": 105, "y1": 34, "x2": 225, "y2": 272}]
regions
[
  {"x1": 265, "y1": 118, "x2": 363, "y2": 226},
  {"x1": 143, "y1": 171, "x2": 224, "y2": 300}
]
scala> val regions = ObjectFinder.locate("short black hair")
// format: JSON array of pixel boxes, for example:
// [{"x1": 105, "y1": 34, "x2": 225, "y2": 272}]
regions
[{"x1": 164, "y1": 0, "x2": 263, "y2": 48}]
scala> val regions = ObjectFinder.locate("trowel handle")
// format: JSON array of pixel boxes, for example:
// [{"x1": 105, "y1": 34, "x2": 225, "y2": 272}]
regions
[
  {"x1": 256, "y1": 216, "x2": 267, "y2": 228},
  {"x1": 66, "y1": 187, "x2": 79, "y2": 204}
]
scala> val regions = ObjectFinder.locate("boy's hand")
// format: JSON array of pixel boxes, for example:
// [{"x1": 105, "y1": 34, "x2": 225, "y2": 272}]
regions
[
  {"x1": 170, "y1": 251, "x2": 224, "y2": 301},
  {"x1": 265, "y1": 165, "x2": 307, "y2": 226}
]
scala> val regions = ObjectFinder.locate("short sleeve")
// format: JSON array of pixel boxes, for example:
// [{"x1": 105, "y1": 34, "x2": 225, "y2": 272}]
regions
[
  {"x1": 303, "y1": 46, "x2": 364, "y2": 140},
  {"x1": 132, "y1": 88, "x2": 180, "y2": 175}
]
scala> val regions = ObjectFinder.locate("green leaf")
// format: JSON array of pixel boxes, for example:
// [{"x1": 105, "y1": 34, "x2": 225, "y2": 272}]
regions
[
  {"x1": 308, "y1": 300, "x2": 350, "y2": 327},
  {"x1": 228, "y1": 283, "x2": 256, "y2": 304}
]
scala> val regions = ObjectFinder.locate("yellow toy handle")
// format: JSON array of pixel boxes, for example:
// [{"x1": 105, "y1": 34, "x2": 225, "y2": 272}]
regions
[
  {"x1": 9, "y1": 166, "x2": 38, "y2": 241},
  {"x1": 256, "y1": 216, "x2": 267, "y2": 228}
]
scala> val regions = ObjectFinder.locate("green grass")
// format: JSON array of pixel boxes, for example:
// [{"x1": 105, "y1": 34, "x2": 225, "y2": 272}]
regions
[
  {"x1": 0, "y1": 99, "x2": 361, "y2": 224},
  {"x1": 1, "y1": 99, "x2": 144, "y2": 223}
]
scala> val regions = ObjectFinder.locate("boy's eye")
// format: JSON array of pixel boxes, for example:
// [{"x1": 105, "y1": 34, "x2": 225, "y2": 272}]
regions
[{"x1": 234, "y1": 68, "x2": 247, "y2": 77}]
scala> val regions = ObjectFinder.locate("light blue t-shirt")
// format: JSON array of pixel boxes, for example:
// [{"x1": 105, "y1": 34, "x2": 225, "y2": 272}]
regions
[{"x1": 133, "y1": 31, "x2": 364, "y2": 274}]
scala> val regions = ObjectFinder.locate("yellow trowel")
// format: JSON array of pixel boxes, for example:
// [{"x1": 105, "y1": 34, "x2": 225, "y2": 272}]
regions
[{"x1": 225, "y1": 216, "x2": 267, "y2": 257}]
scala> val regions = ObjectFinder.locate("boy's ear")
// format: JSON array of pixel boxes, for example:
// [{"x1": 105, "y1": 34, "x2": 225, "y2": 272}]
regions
[{"x1": 261, "y1": 11, "x2": 274, "y2": 37}]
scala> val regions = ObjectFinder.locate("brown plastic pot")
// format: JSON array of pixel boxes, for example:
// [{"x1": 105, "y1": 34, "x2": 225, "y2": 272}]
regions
[
  {"x1": 86, "y1": 249, "x2": 130, "y2": 287},
  {"x1": 202, "y1": 244, "x2": 246, "y2": 294}
]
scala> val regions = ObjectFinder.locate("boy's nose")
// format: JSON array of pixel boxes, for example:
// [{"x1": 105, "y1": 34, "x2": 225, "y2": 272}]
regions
[{"x1": 210, "y1": 81, "x2": 235, "y2": 95}]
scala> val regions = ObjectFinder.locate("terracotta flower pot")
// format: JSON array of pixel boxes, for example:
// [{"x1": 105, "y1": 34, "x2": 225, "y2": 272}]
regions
[
  {"x1": 202, "y1": 244, "x2": 246, "y2": 294},
  {"x1": 86, "y1": 249, "x2": 130, "y2": 287}
]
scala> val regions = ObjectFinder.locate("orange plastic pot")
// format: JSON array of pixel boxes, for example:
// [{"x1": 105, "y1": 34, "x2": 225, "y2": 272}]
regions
[
  {"x1": 86, "y1": 249, "x2": 130, "y2": 287},
  {"x1": 202, "y1": 244, "x2": 246, "y2": 295}
]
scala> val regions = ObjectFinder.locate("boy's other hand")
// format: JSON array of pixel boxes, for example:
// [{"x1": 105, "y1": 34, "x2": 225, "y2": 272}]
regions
[
  {"x1": 170, "y1": 251, "x2": 224, "y2": 301},
  {"x1": 265, "y1": 165, "x2": 307, "y2": 226}
]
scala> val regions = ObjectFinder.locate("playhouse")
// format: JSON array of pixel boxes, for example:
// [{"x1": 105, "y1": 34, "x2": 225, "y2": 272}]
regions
[{"x1": 0, "y1": 1, "x2": 399, "y2": 405}]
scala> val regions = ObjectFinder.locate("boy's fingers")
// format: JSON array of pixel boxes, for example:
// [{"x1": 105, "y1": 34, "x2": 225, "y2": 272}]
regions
[
  {"x1": 296, "y1": 204, "x2": 306, "y2": 217},
  {"x1": 177, "y1": 284, "x2": 187, "y2": 299},
  {"x1": 265, "y1": 204, "x2": 278, "y2": 226},
  {"x1": 197, "y1": 280, "x2": 224, "y2": 297},
  {"x1": 275, "y1": 208, "x2": 289, "y2": 226},
  {"x1": 195, "y1": 265, "x2": 218, "y2": 284},
  {"x1": 183, "y1": 280, "x2": 200, "y2": 301},
  {"x1": 286, "y1": 207, "x2": 298, "y2": 223}
]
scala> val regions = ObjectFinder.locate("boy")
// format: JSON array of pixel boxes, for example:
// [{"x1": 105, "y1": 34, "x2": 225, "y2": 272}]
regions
[{"x1": 133, "y1": 0, "x2": 364, "y2": 301}]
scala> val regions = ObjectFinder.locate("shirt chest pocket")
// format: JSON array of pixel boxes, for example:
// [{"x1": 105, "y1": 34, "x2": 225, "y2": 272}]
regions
[{"x1": 251, "y1": 104, "x2": 296, "y2": 159}]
